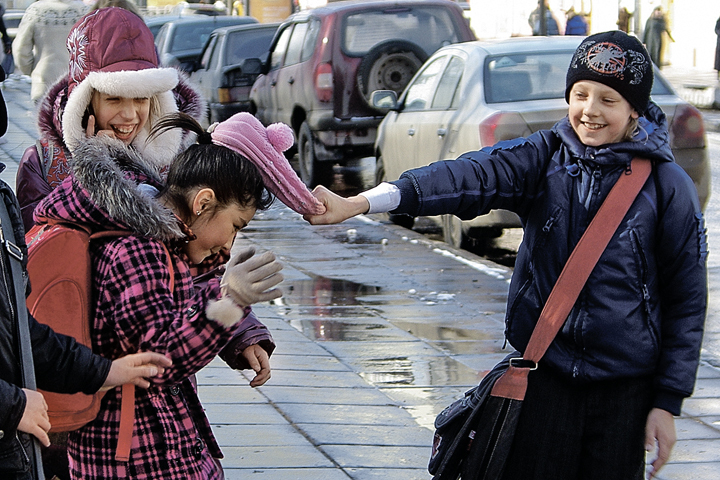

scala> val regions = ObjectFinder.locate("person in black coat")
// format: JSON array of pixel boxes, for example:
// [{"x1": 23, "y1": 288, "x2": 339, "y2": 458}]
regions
[
  {"x1": 0, "y1": 75, "x2": 172, "y2": 480},
  {"x1": 715, "y1": 17, "x2": 720, "y2": 79}
]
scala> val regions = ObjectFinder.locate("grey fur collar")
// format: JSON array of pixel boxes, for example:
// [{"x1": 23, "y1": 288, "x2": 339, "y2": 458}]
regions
[{"x1": 71, "y1": 136, "x2": 184, "y2": 242}]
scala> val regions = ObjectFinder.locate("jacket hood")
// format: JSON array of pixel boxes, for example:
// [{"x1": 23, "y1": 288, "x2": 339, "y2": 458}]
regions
[
  {"x1": 35, "y1": 135, "x2": 184, "y2": 242},
  {"x1": 553, "y1": 101, "x2": 675, "y2": 166},
  {"x1": 37, "y1": 73, "x2": 205, "y2": 167}
]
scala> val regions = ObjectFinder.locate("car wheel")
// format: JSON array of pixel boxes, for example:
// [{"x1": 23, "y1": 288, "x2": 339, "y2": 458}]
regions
[
  {"x1": 376, "y1": 154, "x2": 414, "y2": 229},
  {"x1": 357, "y1": 40, "x2": 427, "y2": 105},
  {"x1": 298, "y1": 122, "x2": 332, "y2": 188},
  {"x1": 442, "y1": 214, "x2": 466, "y2": 249}
]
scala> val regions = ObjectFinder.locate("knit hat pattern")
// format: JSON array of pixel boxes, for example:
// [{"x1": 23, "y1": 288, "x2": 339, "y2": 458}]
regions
[
  {"x1": 210, "y1": 113, "x2": 326, "y2": 216},
  {"x1": 565, "y1": 30, "x2": 653, "y2": 114}
]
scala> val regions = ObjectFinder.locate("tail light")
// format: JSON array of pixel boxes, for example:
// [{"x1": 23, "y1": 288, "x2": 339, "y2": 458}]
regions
[
  {"x1": 314, "y1": 62, "x2": 333, "y2": 102},
  {"x1": 669, "y1": 103, "x2": 706, "y2": 149},
  {"x1": 217, "y1": 70, "x2": 255, "y2": 104},
  {"x1": 478, "y1": 111, "x2": 532, "y2": 147}
]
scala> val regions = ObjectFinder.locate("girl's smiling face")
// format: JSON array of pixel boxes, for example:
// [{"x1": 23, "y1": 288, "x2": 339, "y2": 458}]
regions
[
  {"x1": 568, "y1": 80, "x2": 639, "y2": 147},
  {"x1": 90, "y1": 91, "x2": 150, "y2": 144}
]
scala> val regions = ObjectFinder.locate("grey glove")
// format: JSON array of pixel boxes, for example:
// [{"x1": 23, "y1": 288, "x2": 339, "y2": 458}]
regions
[{"x1": 221, "y1": 247, "x2": 283, "y2": 307}]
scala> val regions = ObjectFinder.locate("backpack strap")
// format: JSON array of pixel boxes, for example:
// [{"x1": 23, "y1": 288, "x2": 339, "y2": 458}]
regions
[{"x1": 113, "y1": 241, "x2": 175, "y2": 462}]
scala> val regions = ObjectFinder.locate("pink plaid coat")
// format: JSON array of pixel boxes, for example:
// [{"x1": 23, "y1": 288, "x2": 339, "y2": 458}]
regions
[{"x1": 35, "y1": 137, "x2": 251, "y2": 479}]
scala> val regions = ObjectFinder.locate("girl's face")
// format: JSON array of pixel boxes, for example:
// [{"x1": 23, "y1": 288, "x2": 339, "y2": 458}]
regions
[
  {"x1": 185, "y1": 201, "x2": 257, "y2": 265},
  {"x1": 90, "y1": 91, "x2": 150, "y2": 144},
  {"x1": 568, "y1": 80, "x2": 639, "y2": 147}
]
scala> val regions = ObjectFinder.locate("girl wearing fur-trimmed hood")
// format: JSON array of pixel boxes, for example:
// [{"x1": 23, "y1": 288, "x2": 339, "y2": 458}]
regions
[{"x1": 16, "y1": 6, "x2": 206, "y2": 231}]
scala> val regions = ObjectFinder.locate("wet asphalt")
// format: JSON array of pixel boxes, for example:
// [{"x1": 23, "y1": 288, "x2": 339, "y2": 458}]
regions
[{"x1": 2, "y1": 69, "x2": 720, "y2": 479}]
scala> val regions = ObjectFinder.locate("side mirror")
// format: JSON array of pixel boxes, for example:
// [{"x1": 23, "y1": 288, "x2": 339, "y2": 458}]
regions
[
  {"x1": 240, "y1": 58, "x2": 262, "y2": 76},
  {"x1": 371, "y1": 90, "x2": 398, "y2": 111}
]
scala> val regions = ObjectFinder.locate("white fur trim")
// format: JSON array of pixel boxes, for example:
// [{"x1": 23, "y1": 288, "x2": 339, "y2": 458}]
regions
[
  {"x1": 206, "y1": 297, "x2": 246, "y2": 328},
  {"x1": 63, "y1": 69, "x2": 182, "y2": 167}
]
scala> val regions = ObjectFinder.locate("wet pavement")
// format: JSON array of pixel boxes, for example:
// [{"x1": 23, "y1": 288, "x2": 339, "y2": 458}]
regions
[{"x1": 3, "y1": 69, "x2": 720, "y2": 479}]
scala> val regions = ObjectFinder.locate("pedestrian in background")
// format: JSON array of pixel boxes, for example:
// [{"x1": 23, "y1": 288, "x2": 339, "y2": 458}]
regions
[
  {"x1": 714, "y1": 16, "x2": 720, "y2": 79},
  {"x1": 528, "y1": 0, "x2": 561, "y2": 36},
  {"x1": 643, "y1": 6, "x2": 674, "y2": 68},
  {"x1": 0, "y1": 3, "x2": 13, "y2": 78},
  {"x1": 564, "y1": 7, "x2": 588, "y2": 36},
  {"x1": 12, "y1": 0, "x2": 87, "y2": 103},
  {"x1": 305, "y1": 30, "x2": 707, "y2": 480},
  {"x1": 89, "y1": 0, "x2": 141, "y2": 16},
  {"x1": 617, "y1": 6, "x2": 632, "y2": 33}
]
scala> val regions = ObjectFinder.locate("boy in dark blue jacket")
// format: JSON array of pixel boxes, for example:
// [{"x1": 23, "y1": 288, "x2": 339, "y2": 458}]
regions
[{"x1": 305, "y1": 31, "x2": 707, "y2": 480}]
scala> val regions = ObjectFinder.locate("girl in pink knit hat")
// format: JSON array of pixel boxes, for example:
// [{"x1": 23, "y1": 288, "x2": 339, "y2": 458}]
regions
[{"x1": 31, "y1": 111, "x2": 321, "y2": 479}]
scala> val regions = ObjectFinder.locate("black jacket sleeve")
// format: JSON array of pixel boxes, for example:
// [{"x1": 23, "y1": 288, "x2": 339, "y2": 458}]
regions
[{"x1": 29, "y1": 311, "x2": 111, "y2": 395}]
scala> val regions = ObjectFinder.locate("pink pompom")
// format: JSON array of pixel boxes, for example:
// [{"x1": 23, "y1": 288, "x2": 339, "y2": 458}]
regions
[{"x1": 266, "y1": 123, "x2": 295, "y2": 153}]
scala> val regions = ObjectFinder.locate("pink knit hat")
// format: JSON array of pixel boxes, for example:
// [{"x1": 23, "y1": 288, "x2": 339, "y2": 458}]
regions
[{"x1": 210, "y1": 113, "x2": 326, "y2": 216}]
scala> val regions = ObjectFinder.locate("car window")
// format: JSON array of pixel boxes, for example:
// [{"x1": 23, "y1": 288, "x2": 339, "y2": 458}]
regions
[
  {"x1": 342, "y1": 6, "x2": 460, "y2": 57},
  {"x1": 403, "y1": 55, "x2": 448, "y2": 111},
  {"x1": 284, "y1": 22, "x2": 309, "y2": 66},
  {"x1": 226, "y1": 28, "x2": 276, "y2": 65},
  {"x1": 170, "y1": 23, "x2": 231, "y2": 53},
  {"x1": 484, "y1": 52, "x2": 571, "y2": 103},
  {"x1": 432, "y1": 55, "x2": 464, "y2": 109},
  {"x1": 270, "y1": 25, "x2": 293, "y2": 70},
  {"x1": 200, "y1": 35, "x2": 218, "y2": 70},
  {"x1": 301, "y1": 18, "x2": 320, "y2": 62},
  {"x1": 155, "y1": 24, "x2": 169, "y2": 53}
]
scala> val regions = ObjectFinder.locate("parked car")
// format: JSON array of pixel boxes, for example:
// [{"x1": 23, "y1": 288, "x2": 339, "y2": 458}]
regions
[
  {"x1": 154, "y1": 15, "x2": 258, "y2": 72},
  {"x1": 249, "y1": 0, "x2": 475, "y2": 187},
  {"x1": 190, "y1": 23, "x2": 279, "y2": 123},
  {"x1": 3, "y1": 9, "x2": 24, "y2": 40},
  {"x1": 373, "y1": 36, "x2": 710, "y2": 248}
]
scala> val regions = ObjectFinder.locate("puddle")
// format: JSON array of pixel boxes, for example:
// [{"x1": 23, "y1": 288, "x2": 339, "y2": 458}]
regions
[{"x1": 283, "y1": 276, "x2": 382, "y2": 306}]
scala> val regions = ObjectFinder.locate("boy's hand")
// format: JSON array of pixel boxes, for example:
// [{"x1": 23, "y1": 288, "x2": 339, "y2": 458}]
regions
[
  {"x1": 645, "y1": 407, "x2": 676, "y2": 478},
  {"x1": 18, "y1": 389, "x2": 51, "y2": 447},
  {"x1": 101, "y1": 352, "x2": 173, "y2": 391},
  {"x1": 241, "y1": 344, "x2": 271, "y2": 387},
  {"x1": 303, "y1": 186, "x2": 370, "y2": 225}
]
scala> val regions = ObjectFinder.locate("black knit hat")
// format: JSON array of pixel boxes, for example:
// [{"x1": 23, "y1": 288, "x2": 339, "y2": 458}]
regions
[{"x1": 565, "y1": 30, "x2": 653, "y2": 114}]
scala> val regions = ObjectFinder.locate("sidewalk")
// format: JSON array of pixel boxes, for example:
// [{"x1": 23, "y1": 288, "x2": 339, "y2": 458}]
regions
[{"x1": 2, "y1": 72, "x2": 720, "y2": 480}]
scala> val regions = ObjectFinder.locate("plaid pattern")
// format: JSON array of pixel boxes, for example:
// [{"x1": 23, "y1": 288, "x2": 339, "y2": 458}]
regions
[{"x1": 37, "y1": 174, "x2": 236, "y2": 479}]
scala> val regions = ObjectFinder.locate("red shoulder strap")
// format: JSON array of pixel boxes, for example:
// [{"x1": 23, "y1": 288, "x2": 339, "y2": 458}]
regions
[{"x1": 491, "y1": 158, "x2": 652, "y2": 401}]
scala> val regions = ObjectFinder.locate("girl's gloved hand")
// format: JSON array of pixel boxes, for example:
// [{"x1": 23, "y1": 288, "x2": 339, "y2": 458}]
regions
[{"x1": 221, "y1": 247, "x2": 283, "y2": 307}]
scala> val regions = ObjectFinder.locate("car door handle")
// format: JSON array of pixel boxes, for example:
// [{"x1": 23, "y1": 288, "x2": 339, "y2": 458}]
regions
[
  {"x1": 408, "y1": 128, "x2": 415, "y2": 136},
  {"x1": 437, "y1": 128, "x2": 447, "y2": 137},
  {"x1": 288, "y1": 77, "x2": 294, "y2": 85}
]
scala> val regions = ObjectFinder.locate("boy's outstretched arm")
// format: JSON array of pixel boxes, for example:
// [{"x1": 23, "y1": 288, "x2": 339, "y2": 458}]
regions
[
  {"x1": 303, "y1": 186, "x2": 370, "y2": 225},
  {"x1": 100, "y1": 352, "x2": 173, "y2": 391}
]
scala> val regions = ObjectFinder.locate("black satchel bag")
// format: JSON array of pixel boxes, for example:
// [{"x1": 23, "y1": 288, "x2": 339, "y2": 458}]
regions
[{"x1": 428, "y1": 158, "x2": 652, "y2": 480}]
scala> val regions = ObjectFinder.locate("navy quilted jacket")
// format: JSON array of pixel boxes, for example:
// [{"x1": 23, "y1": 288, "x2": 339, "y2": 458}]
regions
[{"x1": 391, "y1": 102, "x2": 707, "y2": 415}]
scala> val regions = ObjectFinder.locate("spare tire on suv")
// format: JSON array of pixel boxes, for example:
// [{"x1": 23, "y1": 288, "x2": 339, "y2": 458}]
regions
[{"x1": 357, "y1": 39, "x2": 428, "y2": 106}]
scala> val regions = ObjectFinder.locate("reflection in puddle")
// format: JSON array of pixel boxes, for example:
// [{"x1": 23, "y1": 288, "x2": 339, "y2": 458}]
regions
[{"x1": 284, "y1": 276, "x2": 382, "y2": 306}]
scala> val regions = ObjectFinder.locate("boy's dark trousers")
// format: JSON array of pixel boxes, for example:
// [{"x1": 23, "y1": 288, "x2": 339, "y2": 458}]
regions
[{"x1": 501, "y1": 365, "x2": 653, "y2": 480}]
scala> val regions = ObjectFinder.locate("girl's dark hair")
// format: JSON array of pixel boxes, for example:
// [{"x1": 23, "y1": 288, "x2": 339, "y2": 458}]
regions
[{"x1": 149, "y1": 113, "x2": 273, "y2": 221}]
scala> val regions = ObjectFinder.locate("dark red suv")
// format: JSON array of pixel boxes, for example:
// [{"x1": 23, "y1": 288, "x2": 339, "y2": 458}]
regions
[{"x1": 249, "y1": 0, "x2": 475, "y2": 186}]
